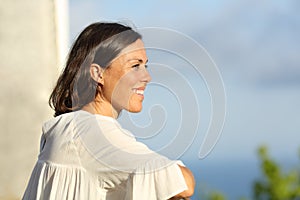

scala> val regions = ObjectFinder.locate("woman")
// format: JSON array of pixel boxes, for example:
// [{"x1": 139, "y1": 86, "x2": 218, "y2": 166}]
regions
[{"x1": 23, "y1": 22, "x2": 195, "y2": 200}]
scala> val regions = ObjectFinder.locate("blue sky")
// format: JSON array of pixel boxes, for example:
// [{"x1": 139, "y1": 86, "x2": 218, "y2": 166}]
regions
[
  {"x1": 70, "y1": 0, "x2": 300, "y2": 88},
  {"x1": 69, "y1": 0, "x2": 300, "y2": 198}
]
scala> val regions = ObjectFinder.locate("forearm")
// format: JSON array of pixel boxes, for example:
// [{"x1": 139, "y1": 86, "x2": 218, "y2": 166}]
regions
[{"x1": 172, "y1": 165, "x2": 195, "y2": 198}]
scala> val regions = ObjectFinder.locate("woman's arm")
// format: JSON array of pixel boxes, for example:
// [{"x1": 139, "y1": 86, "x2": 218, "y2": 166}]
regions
[{"x1": 170, "y1": 165, "x2": 195, "y2": 199}]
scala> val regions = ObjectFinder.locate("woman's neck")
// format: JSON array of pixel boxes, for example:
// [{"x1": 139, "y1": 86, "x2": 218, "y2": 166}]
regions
[{"x1": 81, "y1": 96, "x2": 119, "y2": 119}]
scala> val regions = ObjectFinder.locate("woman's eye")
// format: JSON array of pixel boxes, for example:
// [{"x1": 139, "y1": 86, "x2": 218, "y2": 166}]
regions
[
  {"x1": 131, "y1": 63, "x2": 148, "y2": 70},
  {"x1": 132, "y1": 64, "x2": 140, "y2": 70}
]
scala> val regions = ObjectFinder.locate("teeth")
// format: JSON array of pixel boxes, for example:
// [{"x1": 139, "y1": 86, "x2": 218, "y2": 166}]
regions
[
  {"x1": 136, "y1": 90, "x2": 144, "y2": 95},
  {"x1": 133, "y1": 89, "x2": 144, "y2": 95}
]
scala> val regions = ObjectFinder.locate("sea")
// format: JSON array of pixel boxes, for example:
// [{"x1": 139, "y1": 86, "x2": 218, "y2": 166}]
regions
[{"x1": 186, "y1": 158, "x2": 299, "y2": 200}]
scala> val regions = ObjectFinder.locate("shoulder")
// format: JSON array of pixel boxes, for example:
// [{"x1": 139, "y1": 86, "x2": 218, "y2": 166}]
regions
[{"x1": 72, "y1": 110, "x2": 127, "y2": 137}]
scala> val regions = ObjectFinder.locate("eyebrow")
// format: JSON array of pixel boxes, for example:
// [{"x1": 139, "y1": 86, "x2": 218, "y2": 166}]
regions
[{"x1": 126, "y1": 58, "x2": 148, "y2": 64}]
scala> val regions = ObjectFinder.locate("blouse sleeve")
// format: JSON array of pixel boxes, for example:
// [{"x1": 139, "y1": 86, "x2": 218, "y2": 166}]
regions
[
  {"x1": 74, "y1": 113, "x2": 188, "y2": 199},
  {"x1": 128, "y1": 159, "x2": 188, "y2": 200}
]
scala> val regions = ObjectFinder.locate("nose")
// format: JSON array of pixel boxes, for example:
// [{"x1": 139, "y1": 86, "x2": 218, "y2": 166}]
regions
[{"x1": 142, "y1": 68, "x2": 152, "y2": 83}]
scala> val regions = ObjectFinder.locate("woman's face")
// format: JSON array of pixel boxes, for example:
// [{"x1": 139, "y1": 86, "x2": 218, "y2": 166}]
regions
[{"x1": 102, "y1": 39, "x2": 151, "y2": 113}]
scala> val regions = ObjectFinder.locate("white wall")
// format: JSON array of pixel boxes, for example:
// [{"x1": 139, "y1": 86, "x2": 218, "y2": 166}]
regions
[{"x1": 0, "y1": 0, "x2": 68, "y2": 199}]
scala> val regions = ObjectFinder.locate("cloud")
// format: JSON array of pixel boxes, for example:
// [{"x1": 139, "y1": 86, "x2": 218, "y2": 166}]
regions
[
  {"x1": 69, "y1": 0, "x2": 300, "y2": 88},
  {"x1": 184, "y1": 0, "x2": 300, "y2": 87}
]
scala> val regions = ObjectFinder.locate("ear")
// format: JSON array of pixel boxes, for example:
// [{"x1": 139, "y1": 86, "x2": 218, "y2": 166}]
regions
[{"x1": 90, "y1": 63, "x2": 105, "y2": 85}]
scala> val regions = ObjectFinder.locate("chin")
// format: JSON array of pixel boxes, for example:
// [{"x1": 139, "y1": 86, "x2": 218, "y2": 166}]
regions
[
  {"x1": 128, "y1": 108, "x2": 142, "y2": 113},
  {"x1": 128, "y1": 105, "x2": 143, "y2": 113}
]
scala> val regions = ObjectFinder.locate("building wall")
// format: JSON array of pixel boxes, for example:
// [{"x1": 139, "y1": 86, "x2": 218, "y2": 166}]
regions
[{"x1": 0, "y1": 0, "x2": 68, "y2": 199}]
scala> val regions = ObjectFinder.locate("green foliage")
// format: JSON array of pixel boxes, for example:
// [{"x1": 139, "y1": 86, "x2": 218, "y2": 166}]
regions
[
  {"x1": 199, "y1": 146, "x2": 300, "y2": 200},
  {"x1": 253, "y1": 146, "x2": 300, "y2": 200},
  {"x1": 207, "y1": 191, "x2": 227, "y2": 200},
  {"x1": 198, "y1": 183, "x2": 228, "y2": 200},
  {"x1": 199, "y1": 188, "x2": 227, "y2": 200}
]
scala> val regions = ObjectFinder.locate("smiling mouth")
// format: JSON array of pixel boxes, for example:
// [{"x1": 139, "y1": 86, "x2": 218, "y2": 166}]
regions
[{"x1": 132, "y1": 89, "x2": 144, "y2": 95}]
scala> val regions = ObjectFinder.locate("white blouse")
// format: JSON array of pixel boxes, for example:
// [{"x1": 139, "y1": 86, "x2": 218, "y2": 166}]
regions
[{"x1": 22, "y1": 110, "x2": 187, "y2": 200}]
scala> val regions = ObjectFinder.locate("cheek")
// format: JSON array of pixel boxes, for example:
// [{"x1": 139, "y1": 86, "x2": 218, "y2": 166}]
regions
[
  {"x1": 110, "y1": 72, "x2": 138, "y2": 103},
  {"x1": 116, "y1": 72, "x2": 138, "y2": 93}
]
